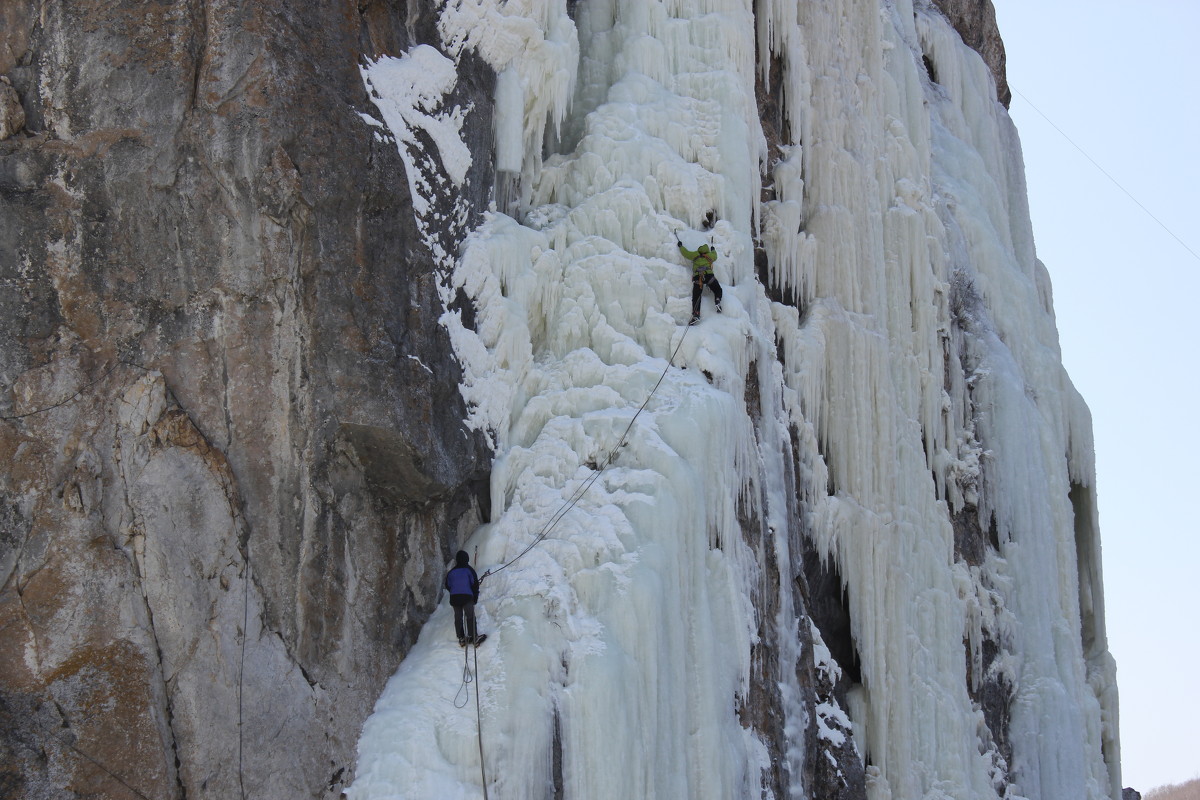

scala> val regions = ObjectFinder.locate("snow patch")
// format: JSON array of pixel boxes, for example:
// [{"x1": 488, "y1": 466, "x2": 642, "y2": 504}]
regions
[{"x1": 360, "y1": 45, "x2": 473, "y2": 206}]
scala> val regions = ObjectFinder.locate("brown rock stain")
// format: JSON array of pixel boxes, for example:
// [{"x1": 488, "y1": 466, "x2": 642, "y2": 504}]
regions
[
  {"x1": 49, "y1": 641, "x2": 173, "y2": 800},
  {"x1": 40, "y1": 128, "x2": 147, "y2": 159},
  {"x1": 0, "y1": 590, "x2": 40, "y2": 692}
]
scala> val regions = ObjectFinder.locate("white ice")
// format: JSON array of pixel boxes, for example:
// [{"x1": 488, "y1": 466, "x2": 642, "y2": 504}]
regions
[{"x1": 350, "y1": 1, "x2": 1120, "y2": 799}]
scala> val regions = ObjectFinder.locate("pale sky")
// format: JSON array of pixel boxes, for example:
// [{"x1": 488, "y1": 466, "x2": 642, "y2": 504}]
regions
[{"x1": 992, "y1": 1, "x2": 1200, "y2": 793}]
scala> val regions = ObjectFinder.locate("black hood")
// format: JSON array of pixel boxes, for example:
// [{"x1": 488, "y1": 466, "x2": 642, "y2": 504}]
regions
[{"x1": 455, "y1": 550, "x2": 470, "y2": 566}]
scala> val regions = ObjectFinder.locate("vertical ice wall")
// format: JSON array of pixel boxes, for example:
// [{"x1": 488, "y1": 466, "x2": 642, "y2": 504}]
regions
[{"x1": 350, "y1": 1, "x2": 1120, "y2": 798}]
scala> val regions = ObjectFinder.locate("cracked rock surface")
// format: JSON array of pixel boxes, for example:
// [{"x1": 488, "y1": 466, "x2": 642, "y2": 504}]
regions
[
  {"x1": 931, "y1": 0, "x2": 1010, "y2": 105},
  {"x1": 1, "y1": 2, "x2": 493, "y2": 797}
]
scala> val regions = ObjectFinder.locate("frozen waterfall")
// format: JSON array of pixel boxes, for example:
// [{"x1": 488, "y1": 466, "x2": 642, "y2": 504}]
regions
[{"x1": 350, "y1": 1, "x2": 1120, "y2": 799}]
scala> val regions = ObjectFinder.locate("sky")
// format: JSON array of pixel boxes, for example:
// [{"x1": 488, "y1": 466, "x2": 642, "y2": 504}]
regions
[{"x1": 990, "y1": 1, "x2": 1200, "y2": 793}]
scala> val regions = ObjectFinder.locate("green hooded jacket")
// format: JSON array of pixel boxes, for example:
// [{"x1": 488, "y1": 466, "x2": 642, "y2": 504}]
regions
[{"x1": 678, "y1": 241, "x2": 717, "y2": 277}]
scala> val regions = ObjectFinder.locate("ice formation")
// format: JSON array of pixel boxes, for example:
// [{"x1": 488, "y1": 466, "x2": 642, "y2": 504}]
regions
[{"x1": 351, "y1": 0, "x2": 1120, "y2": 798}]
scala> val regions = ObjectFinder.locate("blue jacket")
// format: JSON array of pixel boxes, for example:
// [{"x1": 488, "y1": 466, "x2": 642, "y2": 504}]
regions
[{"x1": 445, "y1": 565, "x2": 480, "y2": 601}]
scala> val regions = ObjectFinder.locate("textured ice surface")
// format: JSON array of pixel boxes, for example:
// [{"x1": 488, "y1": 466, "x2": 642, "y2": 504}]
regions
[{"x1": 350, "y1": 1, "x2": 1119, "y2": 798}]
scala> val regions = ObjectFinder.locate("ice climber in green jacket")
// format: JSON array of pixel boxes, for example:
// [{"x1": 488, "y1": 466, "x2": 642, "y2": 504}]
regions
[{"x1": 677, "y1": 237, "x2": 724, "y2": 325}]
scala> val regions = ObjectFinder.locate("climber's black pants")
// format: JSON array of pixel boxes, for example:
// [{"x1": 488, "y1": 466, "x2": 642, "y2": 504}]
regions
[
  {"x1": 692, "y1": 274, "x2": 723, "y2": 315},
  {"x1": 450, "y1": 594, "x2": 477, "y2": 641}
]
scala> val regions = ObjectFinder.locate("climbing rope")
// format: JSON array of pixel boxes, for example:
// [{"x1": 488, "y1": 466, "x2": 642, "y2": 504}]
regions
[
  {"x1": 451, "y1": 635, "x2": 489, "y2": 797},
  {"x1": 454, "y1": 642, "x2": 476, "y2": 710},
  {"x1": 238, "y1": 561, "x2": 250, "y2": 800},
  {"x1": 480, "y1": 323, "x2": 692, "y2": 583},
  {"x1": 0, "y1": 360, "x2": 118, "y2": 421},
  {"x1": 452, "y1": 320, "x2": 693, "y2": 799},
  {"x1": 473, "y1": 643, "x2": 489, "y2": 800}
]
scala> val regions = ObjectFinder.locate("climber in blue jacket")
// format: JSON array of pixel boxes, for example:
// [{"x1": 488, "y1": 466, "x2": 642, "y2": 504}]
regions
[{"x1": 444, "y1": 550, "x2": 483, "y2": 646}]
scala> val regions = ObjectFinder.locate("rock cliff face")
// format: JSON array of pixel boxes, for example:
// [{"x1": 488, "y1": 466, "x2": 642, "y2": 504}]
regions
[
  {"x1": 1, "y1": 2, "x2": 492, "y2": 797},
  {"x1": 931, "y1": 0, "x2": 1010, "y2": 106}
]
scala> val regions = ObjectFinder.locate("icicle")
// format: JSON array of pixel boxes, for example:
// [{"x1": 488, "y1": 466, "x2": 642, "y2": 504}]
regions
[
  {"x1": 494, "y1": 66, "x2": 525, "y2": 173},
  {"x1": 351, "y1": 2, "x2": 1118, "y2": 799}
]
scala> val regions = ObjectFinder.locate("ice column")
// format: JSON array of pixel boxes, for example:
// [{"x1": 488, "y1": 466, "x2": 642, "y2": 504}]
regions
[{"x1": 351, "y1": 0, "x2": 1120, "y2": 798}]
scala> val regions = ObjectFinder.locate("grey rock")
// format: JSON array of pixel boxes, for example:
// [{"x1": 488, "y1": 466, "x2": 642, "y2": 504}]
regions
[
  {"x1": 0, "y1": 77, "x2": 23, "y2": 140},
  {"x1": 930, "y1": 0, "x2": 1011, "y2": 106},
  {"x1": 0, "y1": 0, "x2": 493, "y2": 797},
  {"x1": 0, "y1": 1, "x2": 36, "y2": 76}
]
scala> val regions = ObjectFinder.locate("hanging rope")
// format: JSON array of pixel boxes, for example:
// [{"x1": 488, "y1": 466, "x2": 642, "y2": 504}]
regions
[
  {"x1": 0, "y1": 361, "x2": 119, "y2": 421},
  {"x1": 449, "y1": 316, "x2": 695, "y2": 800},
  {"x1": 451, "y1": 321, "x2": 692, "y2": 799},
  {"x1": 451, "y1": 641, "x2": 489, "y2": 797},
  {"x1": 473, "y1": 643, "x2": 489, "y2": 800},
  {"x1": 480, "y1": 324, "x2": 691, "y2": 583},
  {"x1": 454, "y1": 642, "x2": 475, "y2": 709},
  {"x1": 238, "y1": 560, "x2": 250, "y2": 800}
]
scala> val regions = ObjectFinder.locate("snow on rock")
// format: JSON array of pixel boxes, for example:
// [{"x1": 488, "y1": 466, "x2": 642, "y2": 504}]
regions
[
  {"x1": 361, "y1": 45, "x2": 477, "y2": 272},
  {"x1": 361, "y1": 45, "x2": 472, "y2": 207},
  {"x1": 350, "y1": 1, "x2": 1120, "y2": 799}
]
